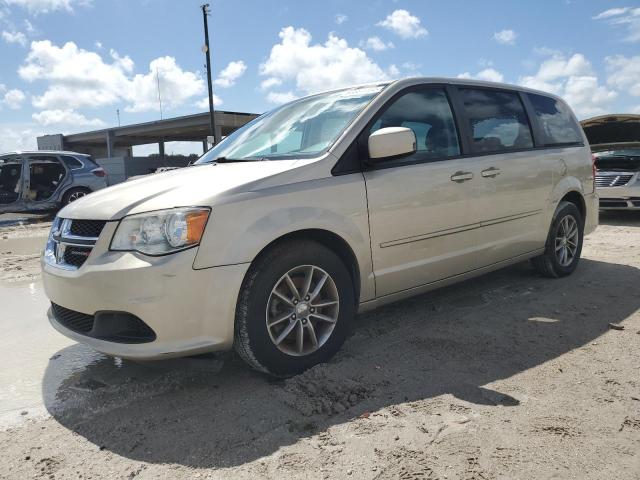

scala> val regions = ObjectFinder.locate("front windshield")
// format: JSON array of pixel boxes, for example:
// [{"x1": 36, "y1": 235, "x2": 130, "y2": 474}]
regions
[{"x1": 195, "y1": 85, "x2": 386, "y2": 163}]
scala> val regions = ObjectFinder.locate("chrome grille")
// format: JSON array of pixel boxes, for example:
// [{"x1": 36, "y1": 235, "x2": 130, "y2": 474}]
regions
[
  {"x1": 44, "y1": 218, "x2": 105, "y2": 270},
  {"x1": 595, "y1": 173, "x2": 633, "y2": 188}
]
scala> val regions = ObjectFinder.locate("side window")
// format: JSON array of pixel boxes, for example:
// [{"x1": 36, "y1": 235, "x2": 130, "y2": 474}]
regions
[
  {"x1": 527, "y1": 93, "x2": 583, "y2": 146},
  {"x1": 61, "y1": 155, "x2": 84, "y2": 170},
  {"x1": 459, "y1": 88, "x2": 533, "y2": 154},
  {"x1": 369, "y1": 88, "x2": 460, "y2": 164}
]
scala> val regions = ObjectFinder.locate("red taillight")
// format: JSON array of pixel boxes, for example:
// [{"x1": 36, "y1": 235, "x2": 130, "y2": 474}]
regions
[{"x1": 91, "y1": 167, "x2": 106, "y2": 177}]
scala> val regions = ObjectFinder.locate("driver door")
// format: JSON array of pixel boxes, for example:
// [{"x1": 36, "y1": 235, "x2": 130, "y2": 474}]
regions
[{"x1": 363, "y1": 86, "x2": 483, "y2": 297}]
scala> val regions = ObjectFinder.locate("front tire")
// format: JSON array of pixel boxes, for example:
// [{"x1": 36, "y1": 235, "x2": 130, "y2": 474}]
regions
[
  {"x1": 234, "y1": 240, "x2": 355, "y2": 376},
  {"x1": 531, "y1": 201, "x2": 584, "y2": 278}
]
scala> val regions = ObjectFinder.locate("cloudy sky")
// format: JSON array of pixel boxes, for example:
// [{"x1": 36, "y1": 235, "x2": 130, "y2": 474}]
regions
[{"x1": 0, "y1": 0, "x2": 639, "y2": 154}]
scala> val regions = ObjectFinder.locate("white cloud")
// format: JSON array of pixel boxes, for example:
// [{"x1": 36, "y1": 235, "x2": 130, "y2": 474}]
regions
[
  {"x1": 334, "y1": 13, "x2": 348, "y2": 25},
  {"x1": 94, "y1": 40, "x2": 102, "y2": 49},
  {"x1": 594, "y1": 7, "x2": 640, "y2": 42},
  {"x1": 32, "y1": 109, "x2": 105, "y2": 127},
  {"x1": 19, "y1": 40, "x2": 204, "y2": 113},
  {"x1": 259, "y1": 26, "x2": 390, "y2": 96},
  {"x1": 377, "y1": 9, "x2": 428, "y2": 39},
  {"x1": 260, "y1": 77, "x2": 282, "y2": 90},
  {"x1": 458, "y1": 68, "x2": 505, "y2": 83},
  {"x1": 2, "y1": 30, "x2": 27, "y2": 46},
  {"x1": 266, "y1": 91, "x2": 298, "y2": 104},
  {"x1": 518, "y1": 53, "x2": 617, "y2": 118},
  {"x1": 493, "y1": 29, "x2": 517, "y2": 45},
  {"x1": 3, "y1": 89, "x2": 26, "y2": 109},
  {"x1": 606, "y1": 54, "x2": 640, "y2": 97},
  {"x1": 213, "y1": 60, "x2": 246, "y2": 88},
  {"x1": 3, "y1": 0, "x2": 88, "y2": 14},
  {"x1": 361, "y1": 36, "x2": 394, "y2": 51},
  {"x1": 0, "y1": 123, "x2": 39, "y2": 151},
  {"x1": 533, "y1": 46, "x2": 562, "y2": 57},
  {"x1": 401, "y1": 61, "x2": 420, "y2": 71},
  {"x1": 24, "y1": 19, "x2": 35, "y2": 33},
  {"x1": 594, "y1": 7, "x2": 631, "y2": 19},
  {"x1": 195, "y1": 94, "x2": 223, "y2": 109},
  {"x1": 126, "y1": 56, "x2": 204, "y2": 113}
]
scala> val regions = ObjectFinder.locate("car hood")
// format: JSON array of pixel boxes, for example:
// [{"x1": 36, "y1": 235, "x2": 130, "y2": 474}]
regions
[{"x1": 59, "y1": 160, "x2": 302, "y2": 220}]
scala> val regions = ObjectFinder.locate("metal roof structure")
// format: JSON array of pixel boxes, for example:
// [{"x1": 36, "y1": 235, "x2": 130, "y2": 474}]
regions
[{"x1": 36, "y1": 110, "x2": 259, "y2": 158}]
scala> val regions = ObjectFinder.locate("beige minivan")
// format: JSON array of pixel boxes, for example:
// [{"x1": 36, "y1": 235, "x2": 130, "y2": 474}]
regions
[{"x1": 43, "y1": 78, "x2": 598, "y2": 376}]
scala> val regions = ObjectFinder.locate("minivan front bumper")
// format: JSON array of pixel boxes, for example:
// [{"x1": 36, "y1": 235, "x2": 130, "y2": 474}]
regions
[{"x1": 42, "y1": 223, "x2": 249, "y2": 360}]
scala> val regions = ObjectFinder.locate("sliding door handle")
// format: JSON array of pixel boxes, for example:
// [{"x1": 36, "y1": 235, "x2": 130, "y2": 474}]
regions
[
  {"x1": 481, "y1": 167, "x2": 501, "y2": 178},
  {"x1": 450, "y1": 171, "x2": 473, "y2": 183}
]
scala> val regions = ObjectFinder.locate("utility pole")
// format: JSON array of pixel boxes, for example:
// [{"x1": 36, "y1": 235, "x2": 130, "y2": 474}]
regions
[
  {"x1": 156, "y1": 66, "x2": 163, "y2": 120},
  {"x1": 201, "y1": 3, "x2": 217, "y2": 145}
]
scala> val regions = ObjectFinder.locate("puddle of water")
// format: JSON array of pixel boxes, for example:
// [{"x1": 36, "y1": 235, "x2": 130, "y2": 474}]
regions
[
  {"x1": 0, "y1": 212, "x2": 54, "y2": 228},
  {"x1": 0, "y1": 235, "x2": 47, "y2": 255},
  {"x1": 0, "y1": 280, "x2": 103, "y2": 426},
  {"x1": 0, "y1": 279, "x2": 228, "y2": 428}
]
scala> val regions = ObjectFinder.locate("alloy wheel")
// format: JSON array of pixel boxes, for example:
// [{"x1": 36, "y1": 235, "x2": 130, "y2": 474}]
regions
[
  {"x1": 554, "y1": 214, "x2": 579, "y2": 267},
  {"x1": 266, "y1": 265, "x2": 339, "y2": 356},
  {"x1": 68, "y1": 191, "x2": 87, "y2": 203}
]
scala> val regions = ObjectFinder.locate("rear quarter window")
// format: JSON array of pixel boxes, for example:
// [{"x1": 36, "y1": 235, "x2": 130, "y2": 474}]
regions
[
  {"x1": 61, "y1": 155, "x2": 84, "y2": 170},
  {"x1": 459, "y1": 88, "x2": 534, "y2": 154},
  {"x1": 527, "y1": 93, "x2": 583, "y2": 146}
]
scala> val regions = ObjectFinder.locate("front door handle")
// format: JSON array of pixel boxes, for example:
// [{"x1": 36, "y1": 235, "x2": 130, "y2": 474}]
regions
[
  {"x1": 481, "y1": 167, "x2": 502, "y2": 178},
  {"x1": 450, "y1": 171, "x2": 473, "y2": 183}
]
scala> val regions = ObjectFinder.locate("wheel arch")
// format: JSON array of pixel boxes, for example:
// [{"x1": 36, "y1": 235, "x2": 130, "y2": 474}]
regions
[
  {"x1": 248, "y1": 228, "x2": 362, "y2": 306},
  {"x1": 60, "y1": 184, "x2": 92, "y2": 200},
  {"x1": 558, "y1": 190, "x2": 586, "y2": 221}
]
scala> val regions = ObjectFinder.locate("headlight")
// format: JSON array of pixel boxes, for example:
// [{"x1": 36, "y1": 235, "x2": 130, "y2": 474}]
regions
[{"x1": 110, "y1": 207, "x2": 210, "y2": 255}]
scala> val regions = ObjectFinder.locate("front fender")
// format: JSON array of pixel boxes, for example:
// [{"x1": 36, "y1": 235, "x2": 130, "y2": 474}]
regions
[{"x1": 193, "y1": 174, "x2": 375, "y2": 302}]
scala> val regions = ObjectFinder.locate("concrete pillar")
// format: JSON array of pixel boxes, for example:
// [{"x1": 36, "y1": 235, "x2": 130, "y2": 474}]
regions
[
  {"x1": 106, "y1": 130, "x2": 114, "y2": 158},
  {"x1": 214, "y1": 125, "x2": 222, "y2": 145},
  {"x1": 159, "y1": 141, "x2": 165, "y2": 159},
  {"x1": 202, "y1": 139, "x2": 209, "y2": 153}
]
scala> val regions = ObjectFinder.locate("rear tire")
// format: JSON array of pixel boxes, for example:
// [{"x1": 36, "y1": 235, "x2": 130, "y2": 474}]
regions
[
  {"x1": 62, "y1": 187, "x2": 90, "y2": 206},
  {"x1": 531, "y1": 201, "x2": 584, "y2": 278},
  {"x1": 234, "y1": 240, "x2": 355, "y2": 377}
]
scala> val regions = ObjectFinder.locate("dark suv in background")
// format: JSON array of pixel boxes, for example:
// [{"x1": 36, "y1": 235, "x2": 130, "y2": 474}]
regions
[{"x1": 0, "y1": 150, "x2": 107, "y2": 213}]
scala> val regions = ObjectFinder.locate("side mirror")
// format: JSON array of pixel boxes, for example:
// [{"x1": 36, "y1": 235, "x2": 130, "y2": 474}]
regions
[{"x1": 368, "y1": 127, "x2": 416, "y2": 162}]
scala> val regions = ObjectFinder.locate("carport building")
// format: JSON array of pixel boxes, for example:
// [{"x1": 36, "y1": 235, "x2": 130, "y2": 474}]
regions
[{"x1": 37, "y1": 110, "x2": 258, "y2": 184}]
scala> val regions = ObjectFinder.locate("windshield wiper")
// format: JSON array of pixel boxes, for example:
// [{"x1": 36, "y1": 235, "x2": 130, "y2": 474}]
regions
[
  {"x1": 216, "y1": 157, "x2": 272, "y2": 163},
  {"x1": 214, "y1": 157, "x2": 246, "y2": 163}
]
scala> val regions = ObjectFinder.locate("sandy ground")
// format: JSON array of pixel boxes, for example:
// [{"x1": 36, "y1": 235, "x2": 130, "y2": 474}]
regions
[{"x1": 0, "y1": 212, "x2": 639, "y2": 480}]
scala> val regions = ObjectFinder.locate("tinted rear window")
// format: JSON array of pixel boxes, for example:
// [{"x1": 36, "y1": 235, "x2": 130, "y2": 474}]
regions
[
  {"x1": 527, "y1": 93, "x2": 582, "y2": 146},
  {"x1": 61, "y1": 155, "x2": 84, "y2": 169},
  {"x1": 459, "y1": 89, "x2": 533, "y2": 154}
]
